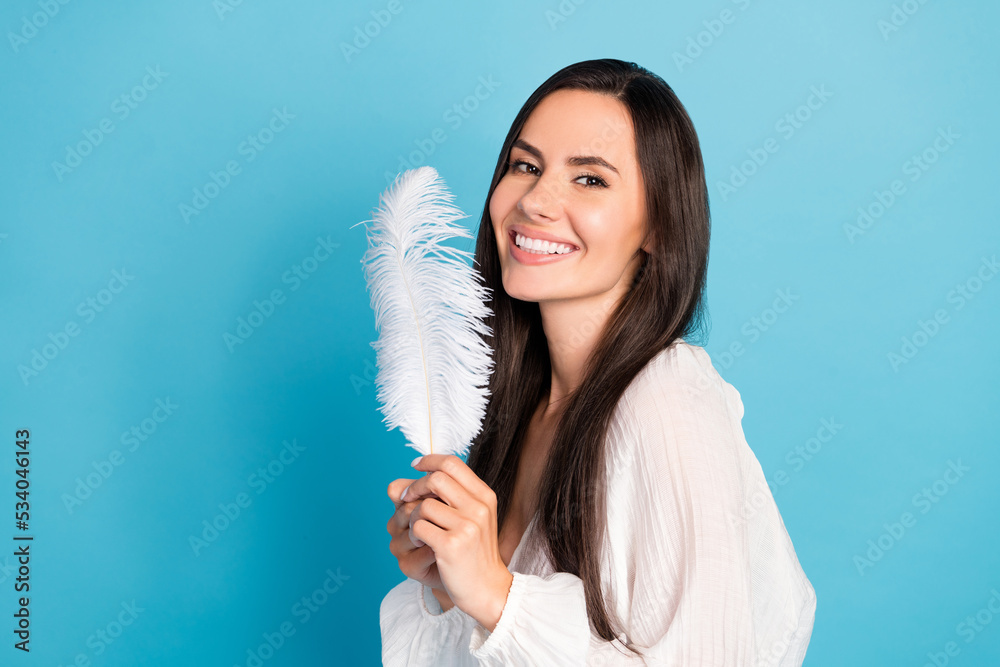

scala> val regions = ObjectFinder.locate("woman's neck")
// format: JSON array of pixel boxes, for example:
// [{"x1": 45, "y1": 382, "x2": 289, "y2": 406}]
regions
[{"x1": 540, "y1": 293, "x2": 620, "y2": 408}]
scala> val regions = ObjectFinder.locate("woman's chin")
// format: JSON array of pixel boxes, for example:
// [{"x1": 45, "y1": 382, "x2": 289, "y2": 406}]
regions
[
  {"x1": 503, "y1": 283, "x2": 547, "y2": 304},
  {"x1": 505, "y1": 286, "x2": 568, "y2": 305}
]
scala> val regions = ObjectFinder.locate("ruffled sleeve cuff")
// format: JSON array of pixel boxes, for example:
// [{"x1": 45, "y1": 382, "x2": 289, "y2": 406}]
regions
[
  {"x1": 421, "y1": 583, "x2": 444, "y2": 616},
  {"x1": 468, "y1": 571, "x2": 591, "y2": 666},
  {"x1": 379, "y1": 578, "x2": 471, "y2": 667}
]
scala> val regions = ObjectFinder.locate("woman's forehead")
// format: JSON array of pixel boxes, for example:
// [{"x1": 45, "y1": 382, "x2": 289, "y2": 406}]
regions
[{"x1": 518, "y1": 90, "x2": 636, "y2": 166}]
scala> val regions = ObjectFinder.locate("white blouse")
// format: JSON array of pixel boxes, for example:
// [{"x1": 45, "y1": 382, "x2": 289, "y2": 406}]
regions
[{"x1": 380, "y1": 339, "x2": 816, "y2": 666}]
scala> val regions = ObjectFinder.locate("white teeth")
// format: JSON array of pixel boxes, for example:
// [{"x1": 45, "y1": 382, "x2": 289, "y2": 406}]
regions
[{"x1": 514, "y1": 233, "x2": 575, "y2": 255}]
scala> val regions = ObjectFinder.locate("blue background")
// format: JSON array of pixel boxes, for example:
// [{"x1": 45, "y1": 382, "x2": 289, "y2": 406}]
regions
[{"x1": 1, "y1": 0, "x2": 997, "y2": 665}]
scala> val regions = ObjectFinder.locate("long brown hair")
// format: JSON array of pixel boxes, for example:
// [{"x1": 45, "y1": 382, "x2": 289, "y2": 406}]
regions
[{"x1": 465, "y1": 58, "x2": 711, "y2": 657}]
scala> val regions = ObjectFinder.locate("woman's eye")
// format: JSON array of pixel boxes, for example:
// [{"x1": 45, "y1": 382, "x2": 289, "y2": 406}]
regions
[
  {"x1": 509, "y1": 159, "x2": 538, "y2": 175},
  {"x1": 575, "y1": 173, "x2": 608, "y2": 188}
]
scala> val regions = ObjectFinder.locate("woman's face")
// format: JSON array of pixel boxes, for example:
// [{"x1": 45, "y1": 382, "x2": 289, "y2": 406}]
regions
[{"x1": 490, "y1": 88, "x2": 650, "y2": 305}]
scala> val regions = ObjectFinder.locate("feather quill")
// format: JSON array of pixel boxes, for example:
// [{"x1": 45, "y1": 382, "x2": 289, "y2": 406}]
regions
[{"x1": 356, "y1": 166, "x2": 494, "y2": 459}]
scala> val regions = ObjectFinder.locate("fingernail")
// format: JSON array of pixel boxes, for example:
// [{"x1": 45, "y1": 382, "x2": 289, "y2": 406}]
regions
[
  {"x1": 410, "y1": 456, "x2": 423, "y2": 468},
  {"x1": 401, "y1": 484, "x2": 412, "y2": 502}
]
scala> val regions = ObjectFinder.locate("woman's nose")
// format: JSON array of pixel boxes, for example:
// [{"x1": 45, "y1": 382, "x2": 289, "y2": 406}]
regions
[{"x1": 517, "y1": 177, "x2": 562, "y2": 221}]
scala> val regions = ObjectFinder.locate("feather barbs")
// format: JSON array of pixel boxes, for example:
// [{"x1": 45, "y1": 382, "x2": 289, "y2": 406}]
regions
[{"x1": 358, "y1": 166, "x2": 494, "y2": 459}]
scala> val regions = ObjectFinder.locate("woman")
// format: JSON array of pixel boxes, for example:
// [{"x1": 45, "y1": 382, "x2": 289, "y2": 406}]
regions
[{"x1": 380, "y1": 58, "x2": 816, "y2": 666}]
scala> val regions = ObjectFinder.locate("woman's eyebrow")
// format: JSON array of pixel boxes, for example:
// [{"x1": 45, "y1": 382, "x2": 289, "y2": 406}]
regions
[{"x1": 512, "y1": 139, "x2": 619, "y2": 175}]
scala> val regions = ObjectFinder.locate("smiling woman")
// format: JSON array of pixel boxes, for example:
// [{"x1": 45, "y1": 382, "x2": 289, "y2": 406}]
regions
[{"x1": 381, "y1": 58, "x2": 816, "y2": 666}]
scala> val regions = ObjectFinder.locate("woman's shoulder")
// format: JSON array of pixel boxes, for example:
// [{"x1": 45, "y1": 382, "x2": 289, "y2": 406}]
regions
[
  {"x1": 618, "y1": 338, "x2": 744, "y2": 420},
  {"x1": 604, "y1": 337, "x2": 751, "y2": 484}
]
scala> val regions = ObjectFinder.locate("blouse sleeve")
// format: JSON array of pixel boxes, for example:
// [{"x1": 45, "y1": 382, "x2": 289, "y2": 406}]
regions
[
  {"x1": 382, "y1": 341, "x2": 816, "y2": 666},
  {"x1": 379, "y1": 577, "x2": 477, "y2": 667},
  {"x1": 468, "y1": 570, "x2": 592, "y2": 665},
  {"x1": 599, "y1": 342, "x2": 816, "y2": 665}
]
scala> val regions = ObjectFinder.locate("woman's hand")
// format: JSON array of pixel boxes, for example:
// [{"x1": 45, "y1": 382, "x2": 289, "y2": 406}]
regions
[
  {"x1": 399, "y1": 454, "x2": 514, "y2": 632},
  {"x1": 386, "y1": 478, "x2": 444, "y2": 591}
]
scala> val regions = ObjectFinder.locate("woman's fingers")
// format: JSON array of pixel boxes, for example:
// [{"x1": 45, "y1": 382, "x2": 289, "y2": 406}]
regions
[
  {"x1": 412, "y1": 454, "x2": 497, "y2": 503},
  {"x1": 387, "y1": 499, "x2": 425, "y2": 538},
  {"x1": 400, "y1": 469, "x2": 476, "y2": 511},
  {"x1": 388, "y1": 478, "x2": 417, "y2": 510},
  {"x1": 408, "y1": 496, "x2": 464, "y2": 548},
  {"x1": 388, "y1": 499, "x2": 433, "y2": 552},
  {"x1": 388, "y1": 477, "x2": 444, "y2": 512},
  {"x1": 388, "y1": 512, "x2": 432, "y2": 555},
  {"x1": 387, "y1": 471, "x2": 470, "y2": 549},
  {"x1": 406, "y1": 543, "x2": 437, "y2": 572},
  {"x1": 387, "y1": 485, "x2": 450, "y2": 549}
]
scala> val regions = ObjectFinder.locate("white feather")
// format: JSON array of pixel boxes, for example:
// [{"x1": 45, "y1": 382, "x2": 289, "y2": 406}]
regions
[{"x1": 356, "y1": 166, "x2": 494, "y2": 458}]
